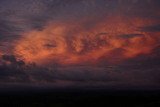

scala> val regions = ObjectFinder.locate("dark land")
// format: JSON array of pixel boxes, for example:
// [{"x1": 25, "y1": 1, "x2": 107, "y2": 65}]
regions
[{"x1": 0, "y1": 88, "x2": 160, "y2": 107}]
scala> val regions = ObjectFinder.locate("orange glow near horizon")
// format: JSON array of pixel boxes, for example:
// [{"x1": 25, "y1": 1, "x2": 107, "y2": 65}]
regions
[{"x1": 13, "y1": 16, "x2": 159, "y2": 65}]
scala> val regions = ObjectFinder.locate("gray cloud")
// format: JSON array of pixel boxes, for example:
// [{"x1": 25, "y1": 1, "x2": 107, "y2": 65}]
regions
[
  {"x1": 139, "y1": 24, "x2": 160, "y2": 32},
  {"x1": 0, "y1": 53, "x2": 160, "y2": 89},
  {"x1": 0, "y1": 0, "x2": 159, "y2": 41},
  {"x1": 119, "y1": 34, "x2": 144, "y2": 38}
]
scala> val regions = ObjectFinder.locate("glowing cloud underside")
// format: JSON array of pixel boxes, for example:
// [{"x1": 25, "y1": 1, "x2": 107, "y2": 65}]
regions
[{"x1": 14, "y1": 16, "x2": 159, "y2": 65}]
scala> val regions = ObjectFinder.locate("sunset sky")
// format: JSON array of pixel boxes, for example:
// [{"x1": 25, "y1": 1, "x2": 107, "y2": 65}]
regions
[{"x1": 0, "y1": 0, "x2": 160, "y2": 90}]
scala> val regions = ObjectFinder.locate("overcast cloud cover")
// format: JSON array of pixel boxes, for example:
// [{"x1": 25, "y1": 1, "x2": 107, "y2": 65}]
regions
[{"x1": 0, "y1": 0, "x2": 160, "y2": 90}]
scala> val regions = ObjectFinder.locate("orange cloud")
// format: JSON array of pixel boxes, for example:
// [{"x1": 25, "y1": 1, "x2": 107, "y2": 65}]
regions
[
  {"x1": 0, "y1": 51, "x2": 3, "y2": 65},
  {"x1": 13, "y1": 16, "x2": 159, "y2": 65}
]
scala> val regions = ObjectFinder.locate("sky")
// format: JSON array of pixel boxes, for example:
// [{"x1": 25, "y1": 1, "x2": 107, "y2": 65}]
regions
[{"x1": 0, "y1": 0, "x2": 160, "y2": 90}]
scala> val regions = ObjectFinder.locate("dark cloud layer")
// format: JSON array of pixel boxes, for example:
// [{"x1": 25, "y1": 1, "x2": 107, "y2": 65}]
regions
[
  {"x1": 0, "y1": 0, "x2": 159, "y2": 40},
  {"x1": 140, "y1": 24, "x2": 160, "y2": 32},
  {"x1": 0, "y1": 53, "x2": 160, "y2": 89},
  {"x1": 119, "y1": 34, "x2": 144, "y2": 38},
  {"x1": 0, "y1": 0, "x2": 159, "y2": 38}
]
